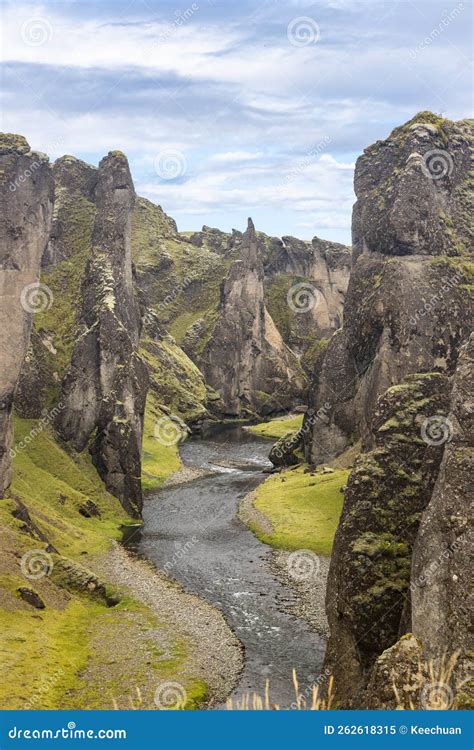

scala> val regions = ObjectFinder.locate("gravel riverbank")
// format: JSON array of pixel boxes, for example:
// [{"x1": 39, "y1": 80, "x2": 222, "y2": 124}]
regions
[{"x1": 93, "y1": 542, "x2": 243, "y2": 706}]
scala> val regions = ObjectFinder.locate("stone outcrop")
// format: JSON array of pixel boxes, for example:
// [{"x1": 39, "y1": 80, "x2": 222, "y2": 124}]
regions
[
  {"x1": 314, "y1": 113, "x2": 473, "y2": 709},
  {"x1": 322, "y1": 371, "x2": 452, "y2": 706},
  {"x1": 0, "y1": 133, "x2": 53, "y2": 494},
  {"x1": 263, "y1": 235, "x2": 351, "y2": 357},
  {"x1": 364, "y1": 338, "x2": 473, "y2": 710},
  {"x1": 305, "y1": 113, "x2": 473, "y2": 466},
  {"x1": 42, "y1": 155, "x2": 97, "y2": 268},
  {"x1": 56, "y1": 151, "x2": 148, "y2": 516},
  {"x1": 201, "y1": 219, "x2": 306, "y2": 416},
  {"x1": 410, "y1": 333, "x2": 473, "y2": 707}
]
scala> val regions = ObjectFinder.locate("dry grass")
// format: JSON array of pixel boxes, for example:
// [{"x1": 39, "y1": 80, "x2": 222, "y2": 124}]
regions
[
  {"x1": 393, "y1": 651, "x2": 462, "y2": 710},
  {"x1": 226, "y1": 670, "x2": 335, "y2": 710}
]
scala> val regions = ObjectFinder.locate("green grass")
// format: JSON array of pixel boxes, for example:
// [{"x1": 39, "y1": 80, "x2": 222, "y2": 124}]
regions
[
  {"x1": 248, "y1": 466, "x2": 349, "y2": 556},
  {"x1": 0, "y1": 599, "x2": 99, "y2": 709},
  {"x1": 0, "y1": 415, "x2": 209, "y2": 709},
  {"x1": 141, "y1": 393, "x2": 183, "y2": 492},
  {"x1": 9, "y1": 417, "x2": 130, "y2": 556},
  {"x1": 247, "y1": 414, "x2": 304, "y2": 439}
]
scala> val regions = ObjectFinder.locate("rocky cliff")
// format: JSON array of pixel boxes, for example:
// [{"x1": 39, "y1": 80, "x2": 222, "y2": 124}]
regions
[
  {"x1": 0, "y1": 134, "x2": 53, "y2": 494},
  {"x1": 410, "y1": 333, "x2": 473, "y2": 708},
  {"x1": 312, "y1": 113, "x2": 473, "y2": 708},
  {"x1": 200, "y1": 219, "x2": 306, "y2": 417},
  {"x1": 263, "y1": 235, "x2": 351, "y2": 361},
  {"x1": 56, "y1": 151, "x2": 148, "y2": 516},
  {"x1": 131, "y1": 212, "x2": 351, "y2": 392},
  {"x1": 305, "y1": 113, "x2": 473, "y2": 465}
]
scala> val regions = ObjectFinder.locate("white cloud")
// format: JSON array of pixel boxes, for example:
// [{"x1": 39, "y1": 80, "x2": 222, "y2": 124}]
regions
[{"x1": 209, "y1": 151, "x2": 264, "y2": 163}]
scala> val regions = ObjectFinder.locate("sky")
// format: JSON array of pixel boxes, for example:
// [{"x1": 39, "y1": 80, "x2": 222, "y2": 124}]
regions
[{"x1": 1, "y1": 0, "x2": 472, "y2": 244}]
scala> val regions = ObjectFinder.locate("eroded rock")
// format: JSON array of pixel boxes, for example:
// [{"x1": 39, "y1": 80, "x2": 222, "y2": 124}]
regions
[
  {"x1": 56, "y1": 151, "x2": 148, "y2": 516},
  {"x1": 0, "y1": 133, "x2": 54, "y2": 494}
]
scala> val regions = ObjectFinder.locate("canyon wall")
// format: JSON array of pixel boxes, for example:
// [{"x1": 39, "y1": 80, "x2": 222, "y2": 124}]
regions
[
  {"x1": 56, "y1": 151, "x2": 148, "y2": 516},
  {"x1": 305, "y1": 113, "x2": 473, "y2": 465},
  {"x1": 0, "y1": 134, "x2": 54, "y2": 494},
  {"x1": 312, "y1": 113, "x2": 473, "y2": 707}
]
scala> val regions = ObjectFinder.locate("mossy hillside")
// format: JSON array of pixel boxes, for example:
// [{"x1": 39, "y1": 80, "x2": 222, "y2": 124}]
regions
[
  {"x1": 0, "y1": 416, "x2": 207, "y2": 709},
  {"x1": 141, "y1": 392, "x2": 182, "y2": 493},
  {"x1": 0, "y1": 588, "x2": 207, "y2": 710},
  {"x1": 139, "y1": 334, "x2": 210, "y2": 492},
  {"x1": 8, "y1": 416, "x2": 130, "y2": 556},
  {"x1": 248, "y1": 466, "x2": 348, "y2": 556},
  {"x1": 141, "y1": 335, "x2": 207, "y2": 422},
  {"x1": 247, "y1": 414, "x2": 304, "y2": 439},
  {"x1": 132, "y1": 200, "x2": 233, "y2": 348},
  {"x1": 131, "y1": 196, "x2": 177, "y2": 265}
]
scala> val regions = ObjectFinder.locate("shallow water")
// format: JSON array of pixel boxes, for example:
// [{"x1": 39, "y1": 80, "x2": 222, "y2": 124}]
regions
[{"x1": 136, "y1": 423, "x2": 325, "y2": 708}]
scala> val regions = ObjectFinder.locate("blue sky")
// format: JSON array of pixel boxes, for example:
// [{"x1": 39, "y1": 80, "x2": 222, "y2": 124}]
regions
[{"x1": 1, "y1": 0, "x2": 472, "y2": 243}]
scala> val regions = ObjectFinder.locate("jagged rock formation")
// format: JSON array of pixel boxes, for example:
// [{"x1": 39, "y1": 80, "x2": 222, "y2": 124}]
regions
[
  {"x1": 263, "y1": 235, "x2": 351, "y2": 359},
  {"x1": 323, "y1": 372, "x2": 451, "y2": 706},
  {"x1": 410, "y1": 333, "x2": 473, "y2": 707},
  {"x1": 42, "y1": 155, "x2": 97, "y2": 267},
  {"x1": 56, "y1": 151, "x2": 148, "y2": 516},
  {"x1": 0, "y1": 134, "x2": 53, "y2": 494},
  {"x1": 305, "y1": 113, "x2": 473, "y2": 465},
  {"x1": 313, "y1": 113, "x2": 473, "y2": 709},
  {"x1": 131, "y1": 207, "x2": 351, "y2": 380},
  {"x1": 364, "y1": 338, "x2": 473, "y2": 709},
  {"x1": 200, "y1": 219, "x2": 306, "y2": 416}
]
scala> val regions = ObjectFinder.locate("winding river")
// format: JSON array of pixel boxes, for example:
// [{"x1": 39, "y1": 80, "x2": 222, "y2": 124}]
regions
[{"x1": 136, "y1": 423, "x2": 325, "y2": 708}]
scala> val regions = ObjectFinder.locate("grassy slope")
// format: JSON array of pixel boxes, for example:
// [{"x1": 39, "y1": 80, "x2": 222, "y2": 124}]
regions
[
  {"x1": 247, "y1": 414, "x2": 304, "y2": 439},
  {"x1": 0, "y1": 417, "x2": 205, "y2": 709},
  {"x1": 248, "y1": 467, "x2": 349, "y2": 556},
  {"x1": 141, "y1": 393, "x2": 183, "y2": 492}
]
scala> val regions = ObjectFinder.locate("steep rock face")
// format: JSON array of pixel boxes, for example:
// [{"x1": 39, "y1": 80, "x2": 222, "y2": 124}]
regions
[
  {"x1": 305, "y1": 113, "x2": 473, "y2": 465},
  {"x1": 56, "y1": 151, "x2": 148, "y2": 516},
  {"x1": 42, "y1": 155, "x2": 97, "y2": 268},
  {"x1": 132, "y1": 210, "x2": 351, "y2": 374},
  {"x1": 323, "y1": 372, "x2": 451, "y2": 707},
  {"x1": 263, "y1": 235, "x2": 351, "y2": 358},
  {"x1": 0, "y1": 134, "x2": 53, "y2": 494},
  {"x1": 201, "y1": 219, "x2": 306, "y2": 416},
  {"x1": 410, "y1": 334, "x2": 473, "y2": 706}
]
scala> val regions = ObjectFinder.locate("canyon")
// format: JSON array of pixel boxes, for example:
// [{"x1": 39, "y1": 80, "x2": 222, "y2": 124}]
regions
[{"x1": 0, "y1": 111, "x2": 472, "y2": 710}]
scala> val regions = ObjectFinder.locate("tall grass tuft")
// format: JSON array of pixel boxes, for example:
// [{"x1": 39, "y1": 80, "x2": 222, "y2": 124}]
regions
[{"x1": 226, "y1": 670, "x2": 335, "y2": 710}]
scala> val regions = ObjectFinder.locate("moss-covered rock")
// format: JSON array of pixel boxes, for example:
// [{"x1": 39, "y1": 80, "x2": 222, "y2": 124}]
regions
[{"x1": 323, "y1": 371, "x2": 451, "y2": 707}]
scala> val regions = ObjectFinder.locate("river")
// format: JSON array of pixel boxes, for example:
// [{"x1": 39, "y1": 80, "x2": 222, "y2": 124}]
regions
[{"x1": 134, "y1": 423, "x2": 325, "y2": 708}]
